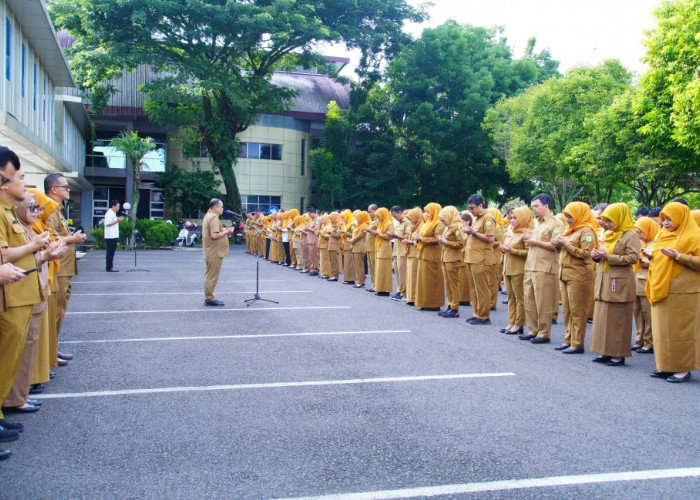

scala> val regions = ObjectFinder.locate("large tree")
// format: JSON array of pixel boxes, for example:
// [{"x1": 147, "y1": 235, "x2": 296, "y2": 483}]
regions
[{"x1": 50, "y1": 0, "x2": 425, "y2": 212}]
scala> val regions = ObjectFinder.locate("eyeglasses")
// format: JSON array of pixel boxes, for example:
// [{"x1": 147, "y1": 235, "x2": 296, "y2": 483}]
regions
[
  {"x1": 53, "y1": 184, "x2": 70, "y2": 190},
  {"x1": 28, "y1": 204, "x2": 40, "y2": 212}
]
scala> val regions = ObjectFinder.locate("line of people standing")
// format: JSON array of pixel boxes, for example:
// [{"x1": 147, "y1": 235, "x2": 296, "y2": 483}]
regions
[{"x1": 243, "y1": 194, "x2": 700, "y2": 385}]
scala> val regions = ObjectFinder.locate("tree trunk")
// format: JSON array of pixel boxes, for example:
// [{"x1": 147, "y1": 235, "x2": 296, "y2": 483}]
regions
[{"x1": 212, "y1": 155, "x2": 242, "y2": 213}]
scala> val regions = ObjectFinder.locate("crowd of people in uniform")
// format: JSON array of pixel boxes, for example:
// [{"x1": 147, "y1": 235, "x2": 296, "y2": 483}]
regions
[
  {"x1": 242, "y1": 193, "x2": 700, "y2": 385},
  {"x1": 0, "y1": 147, "x2": 86, "y2": 463}
]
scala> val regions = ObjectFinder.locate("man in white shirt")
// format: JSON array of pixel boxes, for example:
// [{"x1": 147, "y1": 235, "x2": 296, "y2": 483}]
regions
[{"x1": 104, "y1": 200, "x2": 123, "y2": 272}]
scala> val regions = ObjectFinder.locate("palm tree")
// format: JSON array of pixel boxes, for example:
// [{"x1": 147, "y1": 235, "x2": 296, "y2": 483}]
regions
[{"x1": 109, "y1": 131, "x2": 156, "y2": 247}]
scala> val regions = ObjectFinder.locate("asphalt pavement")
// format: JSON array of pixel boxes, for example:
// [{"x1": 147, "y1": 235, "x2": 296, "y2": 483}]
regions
[{"x1": 1, "y1": 246, "x2": 699, "y2": 499}]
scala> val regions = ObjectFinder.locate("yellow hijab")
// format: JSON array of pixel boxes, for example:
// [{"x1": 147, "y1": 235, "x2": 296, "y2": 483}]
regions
[
  {"x1": 601, "y1": 203, "x2": 635, "y2": 272},
  {"x1": 26, "y1": 188, "x2": 60, "y2": 282},
  {"x1": 418, "y1": 203, "x2": 442, "y2": 250},
  {"x1": 438, "y1": 206, "x2": 461, "y2": 233},
  {"x1": 374, "y1": 207, "x2": 392, "y2": 251},
  {"x1": 353, "y1": 211, "x2": 371, "y2": 238},
  {"x1": 318, "y1": 215, "x2": 332, "y2": 247},
  {"x1": 510, "y1": 206, "x2": 533, "y2": 234},
  {"x1": 341, "y1": 209, "x2": 355, "y2": 232},
  {"x1": 646, "y1": 203, "x2": 700, "y2": 304},
  {"x1": 691, "y1": 210, "x2": 700, "y2": 228},
  {"x1": 487, "y1": 208, "x2": 505, "y2": 229},
  {"x1": 633, "y1": 216, "x2": 660, "y2": 273},
  {"x1": 562, "y1": 201, "x2": 599, "y2": 248}
]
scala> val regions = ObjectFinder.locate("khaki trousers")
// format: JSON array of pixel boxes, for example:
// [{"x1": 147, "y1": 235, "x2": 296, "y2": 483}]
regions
[
  {"x1": 48, "y1": 293, "x2": 59, "y2": 368},
  {"x1": 343, "y1": 251, "x2": 356, "y2": 282},
  {"x1": 329, "y1": 249, "x2": 340, "y2": 278},
  {"x1": 524, "y1": 271, "x2": 558, "y2": 339},
  {"x1": 505, "y1": 273, "x2": 525, "y2": 326},
  {"x1": 406, "y1": 256, "x2": 419, "y2": 303},
  {"x1": 560, "y1": 279, "x2": 592, "y2": 348},
  {"x1": 460, "y1": 263, "x2": 471, "y2": 303},
  {"x1": 367, "y1": 251, "x2": 376, "y2": 288},
  {"x1": 310, "y1": 245, "x2": 320, "y2": 273},
  {"x1": 32, "y1": 310, "x2": 50, "y2": 384},
  {"x1": 56, "y1": 276, "x2": 72, "y2": 339},
  {"x1": 468, "y1": 263, "x2": 492, "y2": 319},
  {"x1": 204, "y1": 255, "x2": 224, "y2": 301},
  {"x1": 295, "y1": 246, "x2": 304, "y2": 269},
  {"x1": 5, "y1": 310, "x2": 41, "y2": 407},
  {"x1": 443, "y1": 261, "x2": 462, "y2": 310},
  {"x1": 353, "y1": 253, "x2": 365, "y2": 285},
  {"x1": 490, "y1": 260, "x2": 502, "y2": 309},
  {"x1": 394, "y1": 255, "x2": 407, "y2": 295},
  {"x1": 320, "y1": 248, "x2": 330, "y2": 277},
  {"x1": 634, "y1": 294, "x2": 653, "y2": 349},
  {"x1": 0, "y1": 305, "x2": 33, "y2": 419}
]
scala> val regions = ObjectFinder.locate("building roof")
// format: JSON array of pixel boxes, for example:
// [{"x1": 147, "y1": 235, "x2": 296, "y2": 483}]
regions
[{"x1": 271, "y1": 72, "x2": 350, "y2": 121}]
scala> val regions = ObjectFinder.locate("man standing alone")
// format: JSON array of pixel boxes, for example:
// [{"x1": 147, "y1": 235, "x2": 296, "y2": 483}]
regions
[
  {"x1": 203, "y1": 198, "x2": 234, "y2": 306},
  {"x1": 104, "y1": 200, "x2": 123, "y2": 272},
  {"x1": 45, "y1": 173, "x2": 86, "y2": 366}
]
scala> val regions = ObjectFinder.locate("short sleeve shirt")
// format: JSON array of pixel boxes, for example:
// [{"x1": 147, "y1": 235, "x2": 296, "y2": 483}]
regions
[{"x1": 202, "y1": 212, "x2": 229, "y2": 259}]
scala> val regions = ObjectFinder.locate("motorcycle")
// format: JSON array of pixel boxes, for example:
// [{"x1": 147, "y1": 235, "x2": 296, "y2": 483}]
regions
[{"x1": 174, "y1": 221, "x2": 200, "y2": 247}]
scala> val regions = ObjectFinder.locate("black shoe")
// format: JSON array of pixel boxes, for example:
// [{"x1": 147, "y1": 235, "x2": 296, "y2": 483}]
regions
[
  {"x1": 667, "y1": 372, "x2": 692, "y2": 383},
  {"x1": 57, "y1": 358, "x2": 69, "y2": 366},
  {"x1": 0, "y1": 428, "x2": 19, "y2": 443},
  {"x1": 26, "y1": 400, "x2": 41, "y2": 406},
  {"x1": 342, "y1": 281, "x2": 355, "y2": 285},
  {"x1": 587, "y1": 318, "x2": 593, "y2": 324},
  {"x1": 554, "y1": 344, "x2": 570, "y2": 351},
  {"x1": 327, "y1": 278, "x2": 338, "y2": 282},
  {"x1": 551, "y1": 319, "x2": 557, "y2": 325},
  {"x1": 504, "y1": 327, "x2": 524, "y2": 335},
  {"x1": 57, "y1": 352, "x2": 74, "y2": 361},
  {"x1": 308, "y1": 272, "x2": 319, "y2": 276},
  {"x1": 204, "y1": 299, "x2": 225, "y2": 307},
  {"x1": 406, "y1": 302, "x2": 415, "y2": 306},
  {"x1": 376, "y1": 291, "x2": 390, "y2": 296},
  {"x1": 0, "y1": 420, "x2": 23, "y2": 432},
  {"x1": 631, "y1": 345, "x2": 643, "y2": 351},
  {"x1": 650, "y1": 370, "x2": 673, "y2": 379},
  {"x1": 29, "y1": 383, "x2": 44, "y2": 394},
  {"x1": 459, "y1": 302, "x2": 471, "y2": 306},
  {"x1": 592, "y1": 355, "x2": 612, "y2": 363},
  {"x1": 420, "y1": 307, "x2": 440, "y2": 311},
  {"x1": 637, "y1": 347, "x2": 654, "y2": 354},
  {"x1": 1, "y1": 405, "x2": 39, "y2": 414},
  {"x1": 519, "y1": 333, "x2": 535, "y2": 341},
  {"x1": 562, "y1": 347, "x2": 584, "y2": 354},
  {"x1": 490, "y1": 306, "x2": 497, "y2": 311},
  {"x1": 469, "y1": 317, "x2": 491, "y2": 325},
  {"x1": 354, "y1": 283, "x2": 365, "y2": 288},
  {"x1": 49, "y1": 369, "x2": 55, "y2": 379},
  {"x1": 439, "y1": 307, "x2": 452, "y2": 317},
  {"x1": 443, "y1": 309, "x2": 460, "y2": 318},
  {"x1": 499, "y1": 327, "x2": 508, "y2": 333},
  {"x1": 106, "y1": 269, "x2": 119, "y2": 272},
  {"x1": 0, "y1": 449, "x2": 10, "y2": 460},
  {"x1": 606, "y1": 358, "x2": 625, "y2": 366},
  {"x1": 502, "y1": 300, "x2": 508, "y2": 304},
  {"x1": 366, "y1": 288, "x2": 375, "y2": 292},
  {"x1": 530, "y1": 337, "x2": 551, "y2": 344}
]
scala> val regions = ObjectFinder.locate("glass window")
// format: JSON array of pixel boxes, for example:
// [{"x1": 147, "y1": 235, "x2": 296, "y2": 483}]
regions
[
  {"x1": 260, "y1": 143, "x2": 271, "y2": 160},
  {"x1": 20, "y1": 43, "x2": 25, "y2": 98},
  {"x1": 271, "y1": 144, "x2": 282, "y2": 161},
  {"x1": 42, "y1": 78, "x2": 46, "y2": 122},
  {"x1": 300, "y1": 139, "x2": 306, "y2": 175},
  {"x1": 5, "y1": 17, "x2": 11, "y2": 82},
  {"x1": 32, "y1": 63, "x2": 36, "y2": 110},
  {"x1": 247, "y1": 142, "x2": 260, "y2": 159}
]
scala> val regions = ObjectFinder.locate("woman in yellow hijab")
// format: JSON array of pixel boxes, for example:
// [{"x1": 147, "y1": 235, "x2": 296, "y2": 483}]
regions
[
  {"x1": 326, "y1": 212, "x2": 343, "y2": 281},
  {"x1": 340, "y1": 209, "x2": 357, "y2": 284},
  {"x1": 551, "y1": 201, "x2": 597, "y2": 353},
  {"x1": 436, "y1": 206, "x2": 465, "y2": 317},
  {"x1": 404, "y1": 208, "x2": 423, "y2": 305},
  {"x1": 292, "y1": 215, "x2": 305, "y2": 270},
  {"x1": 631, "y1": 216, "x2": 660, "y2": 353},
  {"x1": 645, "y1": 202, "x2": 700, "y2": 382},
  {"x1": 318, "y1": 214, "x2": 332, "y2": 279},
  {"x1": 370, "y1": 207, "x2": 395, "y2": 296},
  {"x1": 348, "y1": 211, "x2": 370, "y2": 287},
  {"x1": 589, "y1": 203, "x2": 640, "y2": 366},
  {"x1": 414, "y1": 202, "x2": 444, "y2": 310},
  {"x1": 500, "y1": 206, "x2": 533, "y2": 335}
]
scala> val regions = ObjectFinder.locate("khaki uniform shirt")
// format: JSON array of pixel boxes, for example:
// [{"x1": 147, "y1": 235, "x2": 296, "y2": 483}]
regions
[
  {"x1": 0, "y1": 198, "x2": 42, "y2": 307},
  {"x1": 202, "y1": 212, "x2": 229, "y2": 259},
  {"x1": 376, "y1": 223, "x2": 395, "y2": 259},
  {"x1": 394, "y1": 219, "x2": 412, "y2": 257},
  {"x1": 503, "y1": 232, "x2": 529, "y2": 276},
  {"x1": 465, "y1": 212, "x2": 496, "y2": 265},
  {"x1": 441, "y1": 224, "x2": 466, "y2": 263},
  {"x1": 524, "y1": 213, "x2": 564, "y2": 274},
  {"x1": 594, "y1": 230, "x2": 640, "y2": 302},
  {"x1": 47, "y1": 207, "x2": 77, "y2": 277},
  {"x1": 559, "y1": 227, "x2": 596, "y2": 281},
  {"x1": 366, "y1": 218, "x2": 378, "y2": 253},
  {"x1": 328, "y1": 227, "x2": 341, "y2": 251}
]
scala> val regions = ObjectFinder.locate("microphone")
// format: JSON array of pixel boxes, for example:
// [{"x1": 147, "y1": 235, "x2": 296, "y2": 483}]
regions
[{"x1": 224, "y1": 209, "x2": 242, "y2": 217}]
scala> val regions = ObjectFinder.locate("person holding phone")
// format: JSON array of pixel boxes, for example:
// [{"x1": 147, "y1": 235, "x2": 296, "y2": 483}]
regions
[
  {"x1": 104, "y1": 200, "x2": 124, "y2": 272},
  {"x1": 202, "y1": 198, "x2": 234, "y2": 306}
]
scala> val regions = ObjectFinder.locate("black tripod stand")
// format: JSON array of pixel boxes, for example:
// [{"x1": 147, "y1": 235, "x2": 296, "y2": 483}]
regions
[{"x1": 245, "y1": 260, "x2": 278, "y2": 306}]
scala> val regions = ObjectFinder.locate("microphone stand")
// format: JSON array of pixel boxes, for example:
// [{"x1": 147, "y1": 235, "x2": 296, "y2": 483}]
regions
[
  {"x1": 126, "y1": 208, "x2": 149, "y2": 272},
  {"x1": 244, "y1": 260, "x2": 278, "y2": 306}
]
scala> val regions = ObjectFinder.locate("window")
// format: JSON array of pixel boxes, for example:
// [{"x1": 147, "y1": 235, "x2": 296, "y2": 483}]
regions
[
  {"x1": 92, "y1": 186, "x2": 125, "y2": 227},
  {"x1": 86, "y1": 133, "x2": 167, "y2": 172},
  {"x1": 301, "y1": 139, "x2": 306, "y2": 176},
  {"x1": 20, "y1": 43, "x2": 25, "y2": 98},
  {"x1": 238, "y1": 142, "x2": 282, "y2": 160},
  {"x1": 241, "y1": 195, "x2": 282, "y2": 214},
  {"x1": 42, "y1": 78, "x2": 46, "y2": 122},
  {"x1": 5, "y1": 17, "x2": 11, "y2": 82},
  {"x1": 32, "y1": 63, "x2": 36, "y2": 110}
]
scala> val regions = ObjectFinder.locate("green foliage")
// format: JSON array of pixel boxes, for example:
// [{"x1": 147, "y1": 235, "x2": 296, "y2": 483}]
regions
[
  {"x1": 135, "y1": 219, "x2": 178, "y2": 247},
  {"x1": 155, "y1": 164, "x2": 221, "y2": 219},
  {"x1": 50, "y1": 0, "x2": 426, "y2": 213}
]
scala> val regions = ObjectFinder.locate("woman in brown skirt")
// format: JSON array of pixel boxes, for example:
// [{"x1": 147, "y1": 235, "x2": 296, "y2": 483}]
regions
[
  {"x1": 327, "y1": 212, "x2": 343, "y2": 281},
  {"x1": 415, "y1": 202, "x2": 444, "y2": 311},
  {"x1": 349, "y1": 211, "x2": 370, "y2": 288},
  {"x1": 340, "y1": 209, "x2": 356, "y2": 284},
  {"x1": 632, "y1": 217, "x2": 658, "y2": 353},
  {"x1": 318, "y1": 215, "x2": 332, "y2": 279},
  {"x1": 500, "y1": 206, "x2": 532, "y2": 335},
  {"x1": 403, "y1": 208, "x2": 423, "y2": 306},
  {"x1": 646, "y1": 202, "x2": 700, "y2": 383},
  {"x1": 589, "y1": 203, "x2": 640, "y2": 366},
  {"x1": 436, "y1": 206, "x2": 465, "y2": 318},
  {"x1": 369, "y1": 207, "x2": 394, "y2": 296}
]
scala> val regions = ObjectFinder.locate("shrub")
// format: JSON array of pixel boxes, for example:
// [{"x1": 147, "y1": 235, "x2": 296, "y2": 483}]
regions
[{"x1": 136, "y1": 219, "x2": 178, "y2": 247}]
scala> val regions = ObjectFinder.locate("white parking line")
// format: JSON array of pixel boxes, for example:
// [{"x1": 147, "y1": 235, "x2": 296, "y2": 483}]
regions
[
  {"x1": 276, "y1": 467, "x2": 700, "y2": 500},
  {"x1": 60, "y1": 329, "x2": 412, "y2": 344},
  {"x1": 71, "y1": 290, "x2": 313, "y2": 296},
  {"x1": 66, "y1": 306, "x2": 351, "y2": 315},
  {"x1": 32, "y1": 372, "x2": 515, "y2": 399}
]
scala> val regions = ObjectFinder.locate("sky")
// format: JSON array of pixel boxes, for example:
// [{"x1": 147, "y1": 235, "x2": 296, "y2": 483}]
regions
[{"x1": 336, "y1": 0, "x2": 662, "y2": 78}]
